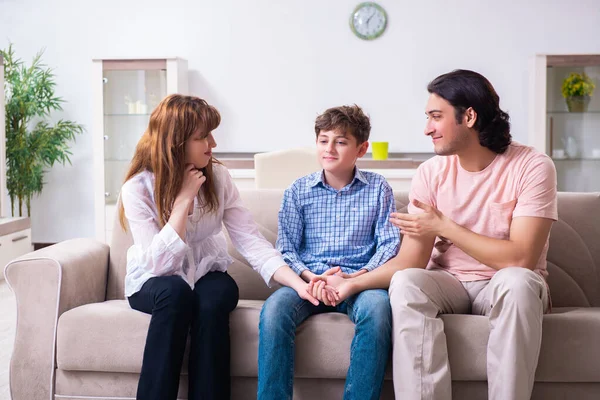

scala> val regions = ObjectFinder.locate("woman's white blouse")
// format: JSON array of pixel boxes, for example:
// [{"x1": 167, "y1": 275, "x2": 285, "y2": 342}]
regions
[{"x1": 121, "y1": 164, "x2": 285, "y2": 297}]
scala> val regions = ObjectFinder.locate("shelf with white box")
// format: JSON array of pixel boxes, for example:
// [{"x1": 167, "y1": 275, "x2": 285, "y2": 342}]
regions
[{"x1": 228, "y1": 168, "x2": 416, "y2": 192}]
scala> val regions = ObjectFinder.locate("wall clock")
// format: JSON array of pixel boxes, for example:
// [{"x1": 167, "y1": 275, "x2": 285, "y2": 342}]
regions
[{"x1": 350, "y1": 2, "x2": 388, "y2": 41}]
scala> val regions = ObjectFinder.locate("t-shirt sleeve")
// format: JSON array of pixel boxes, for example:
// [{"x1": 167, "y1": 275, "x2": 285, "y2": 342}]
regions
[
  {"x1": 514, "y1": 154, "x2": 558, "y2": 220},
  {"x1": 407, "y1": 163, "x2": 436, "y2": 215}
]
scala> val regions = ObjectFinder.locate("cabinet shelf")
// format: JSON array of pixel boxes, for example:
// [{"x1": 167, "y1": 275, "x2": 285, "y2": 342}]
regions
[
  {"x1": 547, "y1": 110, "x2": 600, "y2": 114},
  {"x1": 105, "y1": 158, "x2": 131, "y2": 162},
  {"x1": 104, "y1": 113, "x2": 151, "y2": 116},
  {"x1": 552, "y1": 157, "x2": 600, "y2": 161}
]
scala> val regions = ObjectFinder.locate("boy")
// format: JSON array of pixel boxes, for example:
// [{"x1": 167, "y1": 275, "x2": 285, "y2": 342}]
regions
[{"x1": 257, "y1": 104, "x2": 400, "y2": 400}]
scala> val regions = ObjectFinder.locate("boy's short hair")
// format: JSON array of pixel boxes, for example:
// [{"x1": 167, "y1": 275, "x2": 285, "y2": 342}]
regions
[{"x1": 314, "y1": 104, "x2": 371, "y2": 144}]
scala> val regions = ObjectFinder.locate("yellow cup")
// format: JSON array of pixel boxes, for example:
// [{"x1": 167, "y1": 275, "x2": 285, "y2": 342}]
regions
[{"x1": 371, "y1": 142, "x2": 389, "y2": 160}]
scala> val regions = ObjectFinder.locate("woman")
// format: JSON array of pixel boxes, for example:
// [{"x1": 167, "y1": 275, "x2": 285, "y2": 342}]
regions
[{"x1": 119, "y1": 94, "x2": 326, "y2": 400}]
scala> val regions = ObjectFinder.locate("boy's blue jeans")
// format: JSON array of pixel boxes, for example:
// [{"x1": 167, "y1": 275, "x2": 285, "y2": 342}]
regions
[{"x1": 257, "y1": 286, "x2": 392, "y2": 400}]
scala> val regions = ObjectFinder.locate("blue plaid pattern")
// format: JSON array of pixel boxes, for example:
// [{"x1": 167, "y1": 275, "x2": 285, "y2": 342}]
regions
[{"x1": 277, "y1": 168, "x2": 400, "y2": 275}]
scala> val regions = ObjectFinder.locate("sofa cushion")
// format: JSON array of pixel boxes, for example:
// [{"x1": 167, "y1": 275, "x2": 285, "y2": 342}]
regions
[
  {"x1": 534, "y1": 307, "x2": 600, "y2": 382},
  {"x1": 57, "y1": 300, "x2": 600, "y2": 383},
  {"x1": 57, "y1": 300, "x2": 153, "y2": 373},
  {"x1": 106, "y1": 191, "x2": 600, "y2": 308},
  {"x1": 229, "y1": 300, "x2": 358, "y2": 379},
  {"x1": 225, "y1": 191, "x2": 600, "y2": 307},
  {"x1": 56, "y1": 299, "x2": 356, "y2": 378}
]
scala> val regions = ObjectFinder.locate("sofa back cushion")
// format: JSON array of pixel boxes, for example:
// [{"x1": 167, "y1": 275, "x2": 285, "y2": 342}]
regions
[
  {"x1": 107, "y1": 200, "x2": 133, "y2": 300},
  {"x1": 224, "y1": 191, "x2": 409, "y2": 301},
  {"x1": 106, "y1": 190, "x2": 600, "y2": 307},
  {"x1": 545, "y1": 192, "x2": 600, "y2": 307}
]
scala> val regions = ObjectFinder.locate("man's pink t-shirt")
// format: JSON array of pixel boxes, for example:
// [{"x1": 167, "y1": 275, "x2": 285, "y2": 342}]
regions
[{"x1": 408, "y1": 142, "x2": 558, "y2": 281}]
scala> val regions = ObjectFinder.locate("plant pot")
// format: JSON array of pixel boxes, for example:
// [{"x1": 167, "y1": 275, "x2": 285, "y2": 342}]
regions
[{"x1": 565, "y1": 96, "x2": 591, "y2": 112}]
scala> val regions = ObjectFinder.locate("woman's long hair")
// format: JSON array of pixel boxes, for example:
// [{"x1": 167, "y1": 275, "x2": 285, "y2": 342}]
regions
[{"x1": 119, "y1": 94, "x2": 221, "y2": 231}]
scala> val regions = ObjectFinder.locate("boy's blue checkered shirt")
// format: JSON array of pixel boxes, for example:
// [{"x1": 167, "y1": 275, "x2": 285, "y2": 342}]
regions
[{"x1": 276, "y1": 168, "x2": 400, "y2": 275}]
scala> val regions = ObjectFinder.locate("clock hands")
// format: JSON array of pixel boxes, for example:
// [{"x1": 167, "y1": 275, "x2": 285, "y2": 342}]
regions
[{"x1": 366, "y1": 10, "x2": 376, "y2": 27}]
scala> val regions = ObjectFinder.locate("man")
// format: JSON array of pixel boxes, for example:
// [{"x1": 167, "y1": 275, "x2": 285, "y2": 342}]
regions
[{"x1": 317, "y1": 70, "x2": 557, "y2": 400}]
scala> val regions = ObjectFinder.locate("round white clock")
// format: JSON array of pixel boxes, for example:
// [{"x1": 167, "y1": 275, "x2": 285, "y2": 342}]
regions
[{"x1": 350, "y1": 2, "x2": 388, "y2": 41}]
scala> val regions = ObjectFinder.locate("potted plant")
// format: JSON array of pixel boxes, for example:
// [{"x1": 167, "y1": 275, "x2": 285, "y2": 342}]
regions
[
  {"x1": 561, "y1": 72, "x2": 596, "y2": 112},
  {"x1": 1, "y1": 44, "x2": 84, "y2": 217}
]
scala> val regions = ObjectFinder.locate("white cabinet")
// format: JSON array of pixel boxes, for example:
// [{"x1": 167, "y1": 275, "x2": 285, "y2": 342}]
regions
[
  {"x1": 93, "y1": 58, "x2": 188, "y2": 243},
  {"x1": 530, "y1": 54, "x2": 600, "y2": 192},
  {"x1": 0, "y1": 229, "x2": 32, "y2": 268},
  {"x1": 0, "y1": 218, "x2": 33, "y2": 278}
]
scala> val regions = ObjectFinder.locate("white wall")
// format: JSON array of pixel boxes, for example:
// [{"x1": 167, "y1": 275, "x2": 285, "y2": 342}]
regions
[{"x1": 1, "y1": 0, "x2": 600, "y2": 242}]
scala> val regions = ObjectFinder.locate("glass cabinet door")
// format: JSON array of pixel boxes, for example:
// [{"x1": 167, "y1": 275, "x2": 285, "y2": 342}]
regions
[
  {"x1": 546, "y1": 58, "x2": 600, "y2": 192},
  {"x1": 102, "y1": 67, "x2": 167, "y2": 205},
  {"x1": 94, "y1": 57, "x2": 187, "y2": 242}
]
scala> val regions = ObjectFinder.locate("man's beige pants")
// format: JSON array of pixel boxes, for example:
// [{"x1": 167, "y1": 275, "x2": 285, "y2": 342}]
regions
[{"x1": 389, "y1": 267, "x2": 549, "y2": 400}]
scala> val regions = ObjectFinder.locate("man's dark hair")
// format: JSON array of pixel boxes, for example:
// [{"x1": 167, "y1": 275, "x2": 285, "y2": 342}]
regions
[
  {"x1": 427, "y1": 69, "x2": 512, "y2": 154},
  {"x1": 314, "y1": 104, "x2": 371, "y2": 145}
]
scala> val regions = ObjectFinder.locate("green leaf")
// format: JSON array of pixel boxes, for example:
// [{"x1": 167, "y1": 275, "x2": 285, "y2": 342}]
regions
[{"x1": 2, "y1": 43, "x2": 85, "y2": 216}]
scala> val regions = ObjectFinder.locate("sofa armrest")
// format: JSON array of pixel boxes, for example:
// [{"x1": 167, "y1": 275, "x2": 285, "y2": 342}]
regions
[{"x1": 4, "y1": 238, "x2": 110, "y2": 400}]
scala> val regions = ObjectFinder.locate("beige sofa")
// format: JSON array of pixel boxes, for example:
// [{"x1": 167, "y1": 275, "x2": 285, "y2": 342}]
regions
[{"x1": 5, "y1": 191, "x2": 600, "y2": 400}]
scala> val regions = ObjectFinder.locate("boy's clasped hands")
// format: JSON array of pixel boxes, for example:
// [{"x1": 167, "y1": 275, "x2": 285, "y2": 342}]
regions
[{"x1": 306, "y1": 267, "x2": 367, "y2": 306}]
